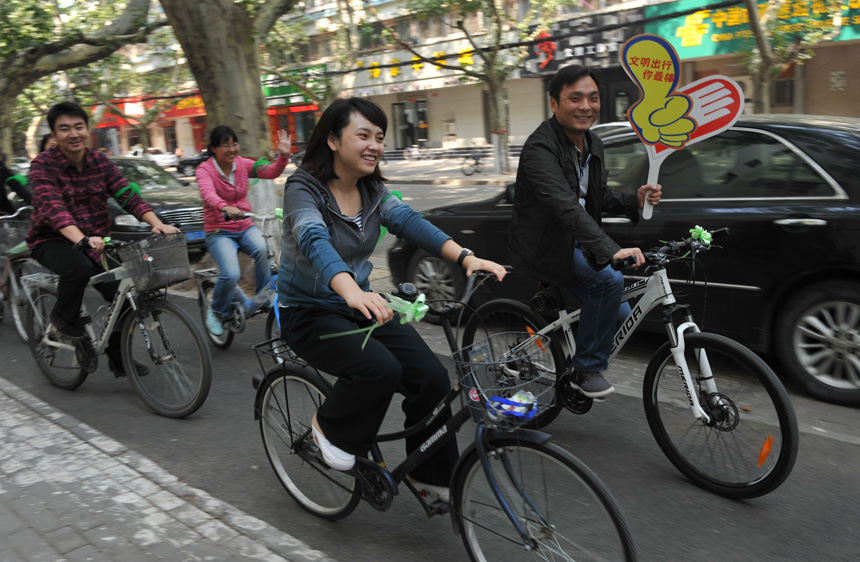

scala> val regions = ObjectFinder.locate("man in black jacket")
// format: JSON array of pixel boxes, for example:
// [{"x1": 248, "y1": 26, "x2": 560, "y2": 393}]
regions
[{"x1": 509, "y1": 65, "x2": 662, "y2": 398}]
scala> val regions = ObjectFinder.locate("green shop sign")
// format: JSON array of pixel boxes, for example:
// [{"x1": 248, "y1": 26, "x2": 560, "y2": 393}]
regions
[
  {"x1": 644, "y1": 0, "x2": 860, "y2": 58},
  {"x1": 262, "y1": 64, "x2": 327, "y2": 100}
]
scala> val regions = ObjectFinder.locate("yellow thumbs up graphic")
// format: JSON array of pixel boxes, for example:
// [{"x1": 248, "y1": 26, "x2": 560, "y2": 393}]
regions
[{"x1": 622, "y1": 35, "x2": 696, "y2": 149}]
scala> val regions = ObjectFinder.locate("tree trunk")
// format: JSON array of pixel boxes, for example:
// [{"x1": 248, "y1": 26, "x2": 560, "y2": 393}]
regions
[
  {"x1": 487, "y1": 80, "x2": 510, "y2": 174},
  {"x1": 160, "y1": 0, "x2": 278, "y2": 212}
]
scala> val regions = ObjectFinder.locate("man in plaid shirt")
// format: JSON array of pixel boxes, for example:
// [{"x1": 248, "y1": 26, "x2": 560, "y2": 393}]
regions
[{"x1": 26, "y1": 102, "x2": 180, "y2": 375}]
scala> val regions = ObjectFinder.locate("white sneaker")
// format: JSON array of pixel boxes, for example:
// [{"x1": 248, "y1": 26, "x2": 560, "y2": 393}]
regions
[
  {"x1": 312, "y1": 415, "x2": 355, "y2": 471},
  {"x1": 410, "y1": 479, "x2": 450, "y2": 503}
]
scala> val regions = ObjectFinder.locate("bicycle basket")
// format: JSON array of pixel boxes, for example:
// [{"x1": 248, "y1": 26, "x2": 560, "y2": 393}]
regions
[
  {"x1": 0, "y1": 220, "x2": 30, "y2": 255},
  {"x1": 117, "y1": 233, "x2": 191, "y2": 292},
  {"x1": 456, "y1": 332, "x2": 555, "y2": 429}
]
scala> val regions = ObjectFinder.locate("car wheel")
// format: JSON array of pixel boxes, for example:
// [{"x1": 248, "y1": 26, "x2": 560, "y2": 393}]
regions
[
  {"x1": 406, "y1": 250, "x2": 465, "y2": 324},
  {"x1": 181, "y1": 163, "x2": 196, "y2": 176},
  {"x1": 775, "y1": 280, "x2": 860, "y2": 406}
]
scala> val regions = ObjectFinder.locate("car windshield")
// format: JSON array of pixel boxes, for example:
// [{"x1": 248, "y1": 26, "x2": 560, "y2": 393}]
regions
[{"x1": 112, "y1": 159, "x2": 184, "y2": 191}]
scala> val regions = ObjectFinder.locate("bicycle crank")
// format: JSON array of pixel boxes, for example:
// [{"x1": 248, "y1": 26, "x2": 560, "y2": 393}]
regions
[
  {"x1": 353, "y1": 457, "x2": 397, "y2": 511},
  {"x1": 559, "y1": 374, "x2": 593, "y2": 414}
]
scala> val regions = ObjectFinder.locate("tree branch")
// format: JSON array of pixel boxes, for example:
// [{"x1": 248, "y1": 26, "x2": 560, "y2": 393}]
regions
[{"x1": 254, "y1": 0, "x2": 301, "y2": 35}]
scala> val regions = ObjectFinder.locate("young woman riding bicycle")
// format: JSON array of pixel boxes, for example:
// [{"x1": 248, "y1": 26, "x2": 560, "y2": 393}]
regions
[
  {"x1": 196, "y1": 125, "x2": 291, "y2": 337},
  {"x1": 276, "y1": 98, "x2": 505, "y2": 499}
]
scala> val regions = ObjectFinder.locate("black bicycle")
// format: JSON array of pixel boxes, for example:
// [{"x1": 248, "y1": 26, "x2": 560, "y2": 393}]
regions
[{"x1": 252, "y1": 273, "x2": 637, "y2": 561}]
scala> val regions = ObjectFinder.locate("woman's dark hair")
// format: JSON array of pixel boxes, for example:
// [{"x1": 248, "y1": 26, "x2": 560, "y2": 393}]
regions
[
  {"x1": 39, "y1": 133, "x2": 53, "y2": 153},
  {"x1": 301, "y1": 98, "x2": 388, "y2": 184},
  {"x1": 207, "y1": 125, "x2": 239, "y2": 157},
  {"x1": 548, "y1": 65, "x2": 601, "y2": 102},
  {"x1": 47, "y1": 102, "x2": 89, "y2": 131}
]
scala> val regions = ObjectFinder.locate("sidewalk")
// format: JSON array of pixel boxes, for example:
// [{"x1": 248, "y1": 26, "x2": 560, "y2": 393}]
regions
[{"x1": 0, "y1": 376, "x2": 335, "y2": 562}]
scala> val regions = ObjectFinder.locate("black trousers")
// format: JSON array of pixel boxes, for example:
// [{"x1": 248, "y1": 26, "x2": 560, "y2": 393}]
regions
[
  {"x1": 280, "y1": 305, "x2": 459, "y2": 487},
  {"x1": 32, "y1": 240, "x2": 123, "y2": 358}
]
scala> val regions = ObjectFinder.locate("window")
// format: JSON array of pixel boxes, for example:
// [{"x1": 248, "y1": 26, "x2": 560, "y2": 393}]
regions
[
  {"x1": 606, "y1": 131, "x2": 833, "y2": 199},
  {"x1": 773, "y1": 79, "x2": 794, "y2": 107}
]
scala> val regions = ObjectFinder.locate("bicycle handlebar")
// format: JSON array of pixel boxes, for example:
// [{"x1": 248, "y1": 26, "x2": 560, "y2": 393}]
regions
[
  {"x1": 643, "y1": 227, "x2": 730, "y2": 264},
  {"x1": 0, "y1": 205, "x2": 33, "y2": 221}
]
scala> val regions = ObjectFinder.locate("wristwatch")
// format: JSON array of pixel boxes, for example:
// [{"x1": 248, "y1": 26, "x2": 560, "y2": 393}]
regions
[{"x1": 457, "y1": 248, "x2": 474, "y2": 267}]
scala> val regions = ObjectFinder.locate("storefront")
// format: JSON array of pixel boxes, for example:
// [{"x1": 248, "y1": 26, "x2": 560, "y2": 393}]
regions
[
  {"x1": 643, "y1": 0, "x2": 860, "y2": 115},
  {"x1": 520, "y1": 7, "x2": 645, "y2": 124},
  {"x1": 263, "y1": 66, "x2": 325, "y2": 154}
]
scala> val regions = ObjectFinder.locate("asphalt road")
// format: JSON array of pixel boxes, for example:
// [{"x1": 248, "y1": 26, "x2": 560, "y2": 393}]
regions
[{"x1": 3, "y1": 181, "x2": 859, "y2": 560}]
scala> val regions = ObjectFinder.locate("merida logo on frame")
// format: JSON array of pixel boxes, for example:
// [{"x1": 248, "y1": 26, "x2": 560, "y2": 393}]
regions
[{"x1": 419, "y1": 425, "x2": 448, "y2": 453}]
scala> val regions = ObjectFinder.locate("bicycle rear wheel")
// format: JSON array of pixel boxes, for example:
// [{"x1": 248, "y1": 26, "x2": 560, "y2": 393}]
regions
[
  {"x1": 460, "y1": 156, "x2": 477, "y2": 176},
  {"x1": 258, "y1": 363, "x2": 361, "y2": 520},
  {"x1": 26, "y1": 287, "x2": 88, "y2": 390},
  {"x1": 198, "y1": 279, "x2": 234, "y2": 349},
  {"x1": 121, "y1": 299, "x2": 212, "y2": 418},
  {"x1": 462, "y1": 299, "x2": 566, "y2": 428},
  {"x1": 455, "y1": 436, "x2": 637, "y2": 561},
  {"x1": 643, "y1": 332, "x2": 799, "y2": 499}
]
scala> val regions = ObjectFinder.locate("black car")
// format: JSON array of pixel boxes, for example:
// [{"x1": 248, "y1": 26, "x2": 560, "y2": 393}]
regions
[
  {"x1": 388, "y1": 115, "x2": 860, "y2": 406},
  {"x1": 177, "y1": 150, "x2": 209, "y2": 177},
  {"x1": 109, "y1": 157, "x2": 206, "y2": 249}
]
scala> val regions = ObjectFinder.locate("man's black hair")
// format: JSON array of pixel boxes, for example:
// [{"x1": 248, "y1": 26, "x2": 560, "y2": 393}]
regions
[
  {"x1": 548, "y1": 65, "x2": 602, "y2": 102},
  {"x1": 47, "y1": 102, "x2": 89, "y2": 131}
]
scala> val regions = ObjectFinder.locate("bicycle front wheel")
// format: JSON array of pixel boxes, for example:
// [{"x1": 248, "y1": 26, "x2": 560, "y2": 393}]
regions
[
  {"x1": 9, "y1": 259, "x2": 31, "y2": 342},
  {"x1": 455, "y1": 437, "x2": 637, "y2": 562},
  {"x1": 27, "y1": 287, "x2": 88, "y2": 390},
  {"x1": 643, "y1": 332, "x2": 799, "y2": 499},
  {"x1": 258, "y1": 364, "x2": 361, "y2": 520},
  {"x1": 462, "y1": 299, "x2": 566, "y2": 428},
  {"x1": 121, "y1": 299, "x2": 212, "y2": 418}
]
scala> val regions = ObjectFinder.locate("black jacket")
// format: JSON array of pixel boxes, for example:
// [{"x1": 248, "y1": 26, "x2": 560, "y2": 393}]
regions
[{"x1": 509, "y1": 116, "x2": 639, "y2": 285}]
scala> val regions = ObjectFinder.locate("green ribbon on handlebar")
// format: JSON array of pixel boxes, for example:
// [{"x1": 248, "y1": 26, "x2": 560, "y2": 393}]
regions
[
  {"x1": 689, "y1": 225, "x2": 712, "y2": 247},
  {"x1": 319, "y1": 293, "x2": 429, "y2": 350}
]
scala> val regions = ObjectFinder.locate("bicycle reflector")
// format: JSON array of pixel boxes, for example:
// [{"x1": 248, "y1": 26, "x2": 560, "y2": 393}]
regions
[{"x1": 758, "y1": 435, "x2": 774, "y2": 467}]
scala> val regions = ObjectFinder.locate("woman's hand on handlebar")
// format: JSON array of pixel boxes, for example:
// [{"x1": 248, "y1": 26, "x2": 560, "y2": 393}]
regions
[
  {"x1": 347, "y1": 290, "x2": 394, "y2": 324},
  {"x1": 222, "y1": 206, "x2": 244, "y2": 220},
  {"x1": 464, "y1": 257, "x2": 507, "y2": 282}
]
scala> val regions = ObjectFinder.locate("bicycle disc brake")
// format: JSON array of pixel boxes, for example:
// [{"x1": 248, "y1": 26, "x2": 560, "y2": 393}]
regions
[
  {"x1": 559, "y1": 374, "x2": 593, "y2": 414},
  {"x1": 353, "y1": 457, "x2": 396, "y2": 511},
  {"x1": 701, "y1": 392, "x2": 739, "y2": 431}
]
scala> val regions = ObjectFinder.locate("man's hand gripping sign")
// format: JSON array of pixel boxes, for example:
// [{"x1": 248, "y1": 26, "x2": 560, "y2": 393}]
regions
[{"x1": 622, "y1": 34, "x2": 745, "y2": 219}]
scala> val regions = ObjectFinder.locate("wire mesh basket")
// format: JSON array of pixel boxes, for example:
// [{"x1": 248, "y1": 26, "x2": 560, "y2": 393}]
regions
[
  {"x1": 0, "y1": 220, "x2": 30, "y2": 255},
  {"x1": 117, "y1": 233, "x2": 191, "y2": 292},
  {"x1": 456, "y1": 332, "x2": 556, "y2": 428}
]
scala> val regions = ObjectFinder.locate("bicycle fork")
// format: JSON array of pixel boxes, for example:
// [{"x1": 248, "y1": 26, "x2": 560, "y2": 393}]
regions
[
  {"x1": 666, "y1": 321, "x2": 719, "y2": 425},
  {"x1": 474, "y1": 425, "x2": 547, "y2": 551}
]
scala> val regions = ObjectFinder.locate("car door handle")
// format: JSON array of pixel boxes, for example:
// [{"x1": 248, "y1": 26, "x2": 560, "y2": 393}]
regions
[
  {"x1": 773, "y1": 218, "x2": 827, "y2": 226},
  {"x1": 603, "y1": 217, "x2": 632, "y2": 224}
]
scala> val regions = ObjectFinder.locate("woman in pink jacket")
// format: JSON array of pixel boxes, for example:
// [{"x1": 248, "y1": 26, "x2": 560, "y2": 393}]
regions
[{"x1": 196, "y1": 125, "x2": 291, "y2": 336}]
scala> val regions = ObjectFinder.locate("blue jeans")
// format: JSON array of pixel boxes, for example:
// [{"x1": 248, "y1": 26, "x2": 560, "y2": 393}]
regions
[
  {"x1": 206, "y1": 227, "x2": 271, "y2": 317},
  {"x1": 567, "y1": 246, "x2": 630, "y2": 374}
]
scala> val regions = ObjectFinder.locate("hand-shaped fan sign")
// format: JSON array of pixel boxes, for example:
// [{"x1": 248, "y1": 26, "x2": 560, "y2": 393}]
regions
[{"x1": 621, "y1": 34, "x2": 745, "y2": 219}]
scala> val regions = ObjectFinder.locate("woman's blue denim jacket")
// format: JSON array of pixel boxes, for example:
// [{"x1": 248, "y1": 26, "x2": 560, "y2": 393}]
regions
[{"x1": 277, "y1": 168, "x2": 449, "y2": 313}]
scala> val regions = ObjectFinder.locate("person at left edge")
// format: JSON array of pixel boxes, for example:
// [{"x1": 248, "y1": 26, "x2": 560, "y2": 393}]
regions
[{"x1": 25, "y1": 101, "x2": 180, "y2": 375}]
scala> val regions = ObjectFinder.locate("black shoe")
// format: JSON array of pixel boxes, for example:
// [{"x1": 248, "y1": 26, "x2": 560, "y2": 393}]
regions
[
  {"x1": 108, "y1": 356, "x2": 150, "y2": 377},
  {"x1": 50, "y1": 310, "x2": 86, "y2": 340},
  {"x1": 74, "y1": 338, "x2": 98, "y2": 374},
  {"x1": 570, "y1": 371, "x2": 615, "y2": 399}
]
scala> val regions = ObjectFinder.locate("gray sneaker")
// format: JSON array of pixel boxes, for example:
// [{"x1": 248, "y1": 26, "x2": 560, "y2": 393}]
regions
[{"x1": 570, "y1": 371, "x2": 615, "y2": 399}]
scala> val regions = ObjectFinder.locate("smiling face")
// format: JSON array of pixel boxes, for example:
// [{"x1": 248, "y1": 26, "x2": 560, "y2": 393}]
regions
[
  {"x1": 550, "y1": 75, "x2": 601, "y2": 145},
  {"x1": 51, "y1": 114, "x2": 90, "y2": 161},
  {"x1": 328, "y1": 112, "x2": 385, "y2": 181},
  {"x1": 212, "y1": 137, "x2": 239, "y2": 168}
]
